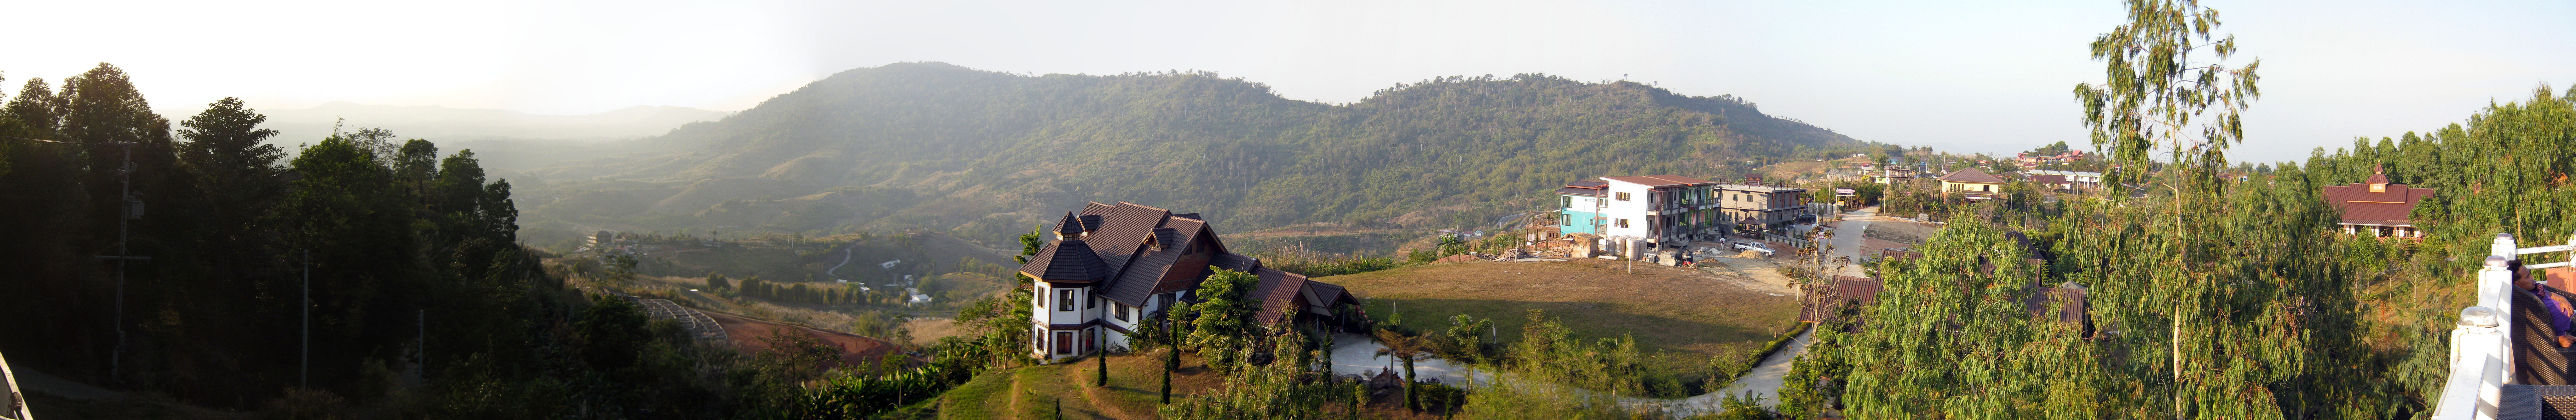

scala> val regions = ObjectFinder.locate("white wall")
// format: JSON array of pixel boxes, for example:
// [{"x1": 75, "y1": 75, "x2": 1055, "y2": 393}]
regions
[{"x1": 1600, "y1": 179, "x2": 1652, "y2": 238}]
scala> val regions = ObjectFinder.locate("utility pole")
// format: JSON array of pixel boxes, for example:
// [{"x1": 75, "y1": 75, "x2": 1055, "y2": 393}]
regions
[
  {"x1": 417, "y1": 309, "x2": 426, "y2": 382},
  {"x1": 104, "y1": 141, "x2": 140, "y2": 380},
  {"x1": 7, "y1": 136, "x2": 159, "y2": 381},
  {"x1": 302, "y1": 250, "x2": 310, "y2": 388}
]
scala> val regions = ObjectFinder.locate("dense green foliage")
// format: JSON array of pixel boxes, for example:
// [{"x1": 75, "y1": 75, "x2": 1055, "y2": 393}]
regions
[
  {"x1": 1184, "y1": 268, "x2": 1263, "y2": 369},
  {"x1": 0, "y1": 64, "x2": 578, "y2": 411},
  {"x1": 518, "y1": 63, "x2": 1866, "y2": 244},
  {"x1": 1159, "y1": 332, "x2": 1362, "y2": 420},
  {"x1": 0, "y1": 63, "x2": 1026, "y2": 420}
]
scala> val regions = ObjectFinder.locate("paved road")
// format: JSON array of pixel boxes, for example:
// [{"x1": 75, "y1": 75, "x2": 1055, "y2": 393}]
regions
[
  {"x1": 1821, "y1": 206, "x2": 1882, "y2": 278},
  {"x1": 1665, "y1": 328, "x2": 1815, "y2": 415}
]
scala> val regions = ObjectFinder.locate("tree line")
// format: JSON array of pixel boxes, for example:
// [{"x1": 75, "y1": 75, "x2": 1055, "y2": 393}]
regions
[{"x1": 0, "y1": 63, "x2": 976, "y2": 419}]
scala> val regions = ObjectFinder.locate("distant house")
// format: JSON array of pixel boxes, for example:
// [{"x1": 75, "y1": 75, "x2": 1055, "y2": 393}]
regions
[
  {"x1": 1937, "y1": 168, "x2": 2010, "y2": 200},
  {"x1": 2015, "y1": 150, "x2": 2089, "y2": 166},
  {"x1": 1019, "y1": 202, "x2": 1362, "y2": 362},
  {"x1": 2321, "y1": 165, "x2": 2434, "y2": 237},
  {"x1": 1876, "y1": 165, "x2": 1917, "y2": 185},
  {"x1": 2024, "y1": 170, "x2": 2102, "y2": 191}
]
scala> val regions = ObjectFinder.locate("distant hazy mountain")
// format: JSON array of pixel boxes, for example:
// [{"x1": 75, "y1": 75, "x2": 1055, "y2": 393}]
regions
[
  {"x1": 516, "y1": 62, "x2": 1863, "y2": 244},
  {"x1": 159, "y1": 101, "x2": 730, "y2": 144}
]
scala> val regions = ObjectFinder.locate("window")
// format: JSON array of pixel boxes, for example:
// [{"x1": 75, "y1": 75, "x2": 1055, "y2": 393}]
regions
[
  {"x1": 1615, "y1": 192, "x2": 1631, "y2": 201},
  {"x1": 1035, "y1": 327, "x2": 1046, "y2": 351},
  {"x1": 1036, "y1": 286, "x2": 1047, "y2": 309},
  {"x1": 1559, "y1": 214, "x2": 1571, "y2": 225},
  {"x1": 1615, "y1": 218, "x2": 1630, "y2": 228},
  {"x1": 1562, "y1": 196, "x2": 1573, "y2": 208},
  {"x1": 2370, "y1": 183, "x2": 2386, "y2": 193},
  {"x1": 1058, "y1": 289, "x2": 1076, "y2": 312},
  {"x1": 1088, "y1": 294, "x2": 1097, "y2": 309},
  {"x1": 1116, "y1": 303, "x2": 1131, "y2": 321},
  {"x1": 1083, "y1": 328, "x2": 1096, "y2": 353},
  {"x1": 1056, "y1": 331, "x2": 1074, "y2": 354}
]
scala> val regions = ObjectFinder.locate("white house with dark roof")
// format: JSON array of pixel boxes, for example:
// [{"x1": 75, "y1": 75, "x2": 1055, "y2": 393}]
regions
[{"x1": 1018, "y1": 201, "x2": 1362, "y2": 362}]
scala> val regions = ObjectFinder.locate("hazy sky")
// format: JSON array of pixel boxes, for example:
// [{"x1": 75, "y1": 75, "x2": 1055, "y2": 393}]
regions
[{"x1": 4, "y1": 0, "x2": 2568, "y2": 163}]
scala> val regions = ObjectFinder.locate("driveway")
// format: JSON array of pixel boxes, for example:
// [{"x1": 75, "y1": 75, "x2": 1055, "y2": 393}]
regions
[{"x1": 1821, "y1": 206, "x2": 1882, "y2": 277}]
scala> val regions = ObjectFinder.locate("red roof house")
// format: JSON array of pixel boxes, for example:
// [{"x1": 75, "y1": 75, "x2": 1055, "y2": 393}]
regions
[{"x1": 2320, "y1": 165, "x2": 2434, "y2": 237}]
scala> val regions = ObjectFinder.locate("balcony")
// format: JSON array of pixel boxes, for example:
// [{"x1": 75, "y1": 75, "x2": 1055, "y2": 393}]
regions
[
  {"x1": 2432, "y1": 233, "x2": 2576, "y2": 419},
  {"x1": 1644, "y1": 202, "x2": 1700, "y2": 215}
]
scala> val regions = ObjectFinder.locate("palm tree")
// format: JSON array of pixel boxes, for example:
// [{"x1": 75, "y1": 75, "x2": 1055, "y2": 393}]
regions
[{"x1": 1372, "y1": 329, "x2": 1430, "y2": 412}]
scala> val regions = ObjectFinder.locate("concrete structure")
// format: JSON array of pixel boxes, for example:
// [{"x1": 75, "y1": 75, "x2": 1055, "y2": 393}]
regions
[
  {"x1": 1554, "y1": 181, "x2": 1612, "y2": 236},
  {"x1": 1019, "y1": 202, "x2": 1360, "y2": 362},
  {"x1": 1554, "y1": 175, "x2": 1811, "y2": 244},
  {"x1": 2025, "y1": 170, "x2": 2103, "y2": 191},
  {"x1": 1876, "y1": 165, "x2": 1918, "y2": 185},
  {"x1": 2015, "y1": 150, "x2": 2088, "y2": 166},
  {"x1": 1557, "y1": 176, "x2": 1723, "y2": 244},
  {"x1": 1714, "y1": 183, "x2": 1811, "y2": 233},
  {"x1": 2428, "y1": 233, "x2": 2576, "y2": 418}
]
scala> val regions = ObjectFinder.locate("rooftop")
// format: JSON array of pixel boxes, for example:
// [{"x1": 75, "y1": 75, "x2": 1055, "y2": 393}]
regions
[
  {"x1": 1939, "y1": 168, "x2": 2007, "y2": 183},
  {"x1": 1600, "y1": 175, "x2": 1718, "y2": 188}
]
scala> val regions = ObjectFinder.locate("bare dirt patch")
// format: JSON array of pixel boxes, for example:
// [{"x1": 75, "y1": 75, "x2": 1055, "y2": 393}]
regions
[
  {"x1": 1863, "y1": 220, "x2": 1937, "y2": 245},
  {"x1": 1320, "y1": 259, "x2": 1800, "y2": 358}
]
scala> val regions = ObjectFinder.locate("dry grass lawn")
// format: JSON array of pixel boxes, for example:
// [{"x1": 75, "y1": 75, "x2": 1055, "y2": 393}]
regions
[{"x1": 1320, "y1": 259, "x2": 1801, "y2": 358}]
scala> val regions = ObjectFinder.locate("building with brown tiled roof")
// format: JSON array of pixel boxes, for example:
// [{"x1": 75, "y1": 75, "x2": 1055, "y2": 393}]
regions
[
  {"x1": 1019, "y1": 202, "x2": 1362, "y2": 361},
  {"x1": 2321, "y1": 165, "x2": 2435, "y2": 237}
]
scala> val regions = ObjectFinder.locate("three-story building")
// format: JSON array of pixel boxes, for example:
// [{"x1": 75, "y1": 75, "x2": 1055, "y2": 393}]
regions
[{"x1": 1556, "y1": 175, "x2": 1752, "y2": 246}]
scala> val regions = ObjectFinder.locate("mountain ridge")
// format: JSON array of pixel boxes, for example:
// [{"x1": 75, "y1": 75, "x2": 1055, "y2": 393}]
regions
[{"x1": 518, "y1": 62, "x2": 1868, "y2": 245}]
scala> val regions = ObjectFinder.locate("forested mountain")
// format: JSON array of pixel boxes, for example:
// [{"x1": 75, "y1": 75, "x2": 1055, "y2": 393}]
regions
[
  {"x1": 196, "y1": 101, "x2": 730, "y2": 144},
  {"x1": 519, "y1": 62, "x2": 1863, "y2": 244}
]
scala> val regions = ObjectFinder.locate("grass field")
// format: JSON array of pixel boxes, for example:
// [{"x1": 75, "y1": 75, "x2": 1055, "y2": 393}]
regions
[
  {"x1": 936, "y1": 351, "x2": 1227, "y2": 420},
  {"x1": 1320, "y1": 259, "x2": 1801, "y2": 360},
  {"x1": 937, "y1": 350, "x2": 1441, "y2": 420}
]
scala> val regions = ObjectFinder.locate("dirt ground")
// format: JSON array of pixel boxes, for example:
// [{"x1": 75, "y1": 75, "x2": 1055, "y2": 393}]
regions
[
  {"x1": 1320, "y1": 259, "x2": 1801, "y2": 358},
  {"x1": 1863, "y1": 220, "x2": 1937, "y2": 245}
]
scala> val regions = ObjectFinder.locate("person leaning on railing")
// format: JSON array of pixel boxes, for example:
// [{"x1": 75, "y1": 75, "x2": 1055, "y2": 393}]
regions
[{"x1": 2512, "y1": 259, "x2": 2576, "y2": 347}]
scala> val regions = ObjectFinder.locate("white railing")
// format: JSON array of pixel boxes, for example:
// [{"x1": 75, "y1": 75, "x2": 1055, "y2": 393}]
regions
[{"x1": 2432, "y1": 232, "x2": 2576, "y2": 419}]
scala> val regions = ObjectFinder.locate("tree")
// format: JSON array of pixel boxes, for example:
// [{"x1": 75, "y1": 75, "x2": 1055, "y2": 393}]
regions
[
  {"x1": 1440, "y1": 314, "x2": 1492, "y2": 362},
  {"x1": 2074, "y1": 0, "x2": 2259, "y2": 189},
  {"x1": 1164, "y1": 310, "x2": 1178, "y2": 404},
  {"x1": 1372, "y1": 329, "x2": 1429, "y2": 412},
  {"x1": 1095, "y1": 327, "x2": 1108, "y2": 386},
  {"x1": 175, "y1": 97, "x2": 282, "y2": 180},
  {"x1": 1185, "y1": 268, "x2": 1261, "y2": 368},
  {"x1": 707, "y1": 272, "x2": 731, "y2": 291},
  {"x1": 2071, "y1": 1, "x2": 2266, "y2": 416}
]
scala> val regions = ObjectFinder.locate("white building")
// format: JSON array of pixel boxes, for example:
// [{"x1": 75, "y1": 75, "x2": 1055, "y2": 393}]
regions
[
  {"x1": 1552, "y1": 175, "x2": 1808, "y2": 247},
  {"x1": 1018, "y1": 202, "x2": 1361, "y2": 362}
]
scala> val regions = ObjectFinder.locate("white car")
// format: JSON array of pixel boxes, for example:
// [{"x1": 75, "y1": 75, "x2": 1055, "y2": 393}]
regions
[{"x1": 1734, "y1": 243, "x2": 1776, "y2": 256}]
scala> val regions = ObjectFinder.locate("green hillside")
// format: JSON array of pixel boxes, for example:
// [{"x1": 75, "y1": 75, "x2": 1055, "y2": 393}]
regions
[{"x1": 519, "y1": 62, "x2": 1867, "y2": 244}]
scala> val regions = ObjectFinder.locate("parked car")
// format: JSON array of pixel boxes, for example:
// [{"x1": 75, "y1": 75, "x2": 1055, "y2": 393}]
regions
[{"x1": 1734, "y1": 243, "x2": 1776, "y2": 256}]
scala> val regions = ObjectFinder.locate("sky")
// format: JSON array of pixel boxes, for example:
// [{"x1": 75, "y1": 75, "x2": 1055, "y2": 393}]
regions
[{"x1": 2, "y1": 0, "x2": 2568, "y2": 163}]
